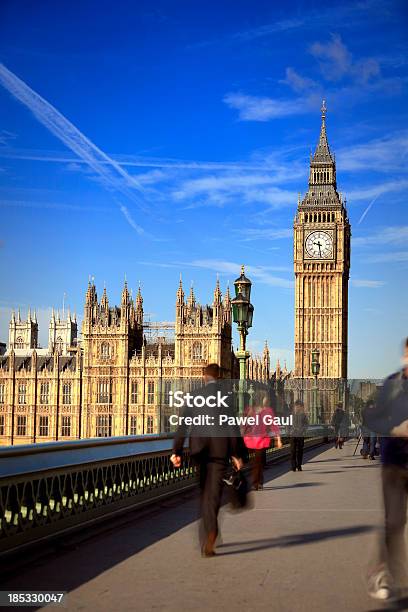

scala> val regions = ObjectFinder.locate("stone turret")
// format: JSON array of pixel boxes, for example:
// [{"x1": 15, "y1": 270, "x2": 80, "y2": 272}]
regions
[
  {"x1": 101, "y1": 286, "x2": 109, "y2": 311},
  {"x1": 8, "y1": 308, "x2": 38, "y2": 350},
  {"x1": 49, "y1": 309, "x2": 78, "y2": 355},
  {"x1": 175, "y1": 275, "x2": 233, "y2": 375},
  {"x1": 187, "y1": 283, "x2": 195, "y2": 312},
  {"x1": 135, "y1": 285, "x2": 143, "y2": 325},
  {"x1": 223, "y1": 284, "x2": 232, "y2": 325}
]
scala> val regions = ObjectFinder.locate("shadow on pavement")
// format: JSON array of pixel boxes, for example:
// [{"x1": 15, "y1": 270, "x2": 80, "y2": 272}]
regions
[
  {"x1": 263, "y1": 482, "x2": 323, "y2": 490},
  {"x1": 342, "y1": 464, "x2": 379, "y2": 469},
  {"x1": 308, "y1": 457, "x2": 352, "y2": 463},
  {"x1": 317, "y1": 470, "x2": 344, "y2": 474},
  {"x1": 216, "y1": 525, "x2": 375, "y2": 556}
]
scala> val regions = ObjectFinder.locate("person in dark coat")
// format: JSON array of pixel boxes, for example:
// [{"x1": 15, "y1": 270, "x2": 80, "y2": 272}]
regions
[
  {"x1": 361, "y1": 400, "x2": 377, "y2": 460},
  {"x1": 364, "y1": 338, "x2": 408, "y2": 601},
  {"x1": 170, "y1": 363, "x2": 245, "y2": 557},
  {"x1": 331, "y1": 404, "x2": 347, "y2": 449},
  {"x1": 290, "y1": 399, "x2": 309, "y2": 471}
]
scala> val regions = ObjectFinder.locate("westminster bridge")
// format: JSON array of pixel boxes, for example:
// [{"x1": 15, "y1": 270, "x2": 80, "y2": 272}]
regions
[{"x1": 0, "y1": 430, "x2": 399, "y2": 612}]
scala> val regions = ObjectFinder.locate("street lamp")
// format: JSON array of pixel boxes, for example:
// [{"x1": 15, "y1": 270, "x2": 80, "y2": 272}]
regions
[
  {"x1": 231, "y1": 266, "x2": 254, "y2": 413},
  {"x1": 231, "y1": 265, "x2": 253, "y2": 378},
  {"x1": 311, "y1": 348, "x2": 321, "y2": 424}
]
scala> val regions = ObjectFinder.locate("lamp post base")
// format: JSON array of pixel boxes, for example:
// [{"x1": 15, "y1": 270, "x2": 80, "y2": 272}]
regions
[
  {"x1": 236, "y1": 349, "x2": 250, "y2": 380},
  {"x1": 236, "y1": 350, "x2": 250, "y2": 414}
]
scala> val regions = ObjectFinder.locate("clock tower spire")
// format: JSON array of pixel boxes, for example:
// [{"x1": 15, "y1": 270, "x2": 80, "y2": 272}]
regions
[{"x1": 294, "y1": 101, "x2": 351, "y2": 380}]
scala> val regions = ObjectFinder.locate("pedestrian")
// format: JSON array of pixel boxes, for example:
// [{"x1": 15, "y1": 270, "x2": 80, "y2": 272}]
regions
[
  {"x1": 364, "y1": 338, "x2": 408, "y2": 601},
  {"x1": 290, "y1": 399, "x2": 309, "y2": 471},
  {"x1": 361, "y1": 400, "x2": 377, "y2": 460},
  {"x1": 331, "y1": 403, "x2": 347, "y2": 449},
  {"x1": 170, "y1": 363, "x2": 245, "y2": 558},
  {"x1": 243, "y1": 391, "x2": 283, "y2": 490}
]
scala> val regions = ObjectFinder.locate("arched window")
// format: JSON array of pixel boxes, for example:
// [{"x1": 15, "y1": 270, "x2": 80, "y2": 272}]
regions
[
  {"x1": 192, "y1": 342, "x2": 203, "y2": 362},
  {"x1": 55, "y1": 336, "x2": 63, "y2": 352},
  {"x1": 15, "y1": 337, "x2": 24, "y2": 349},
  {"x1": 97, "y1": 379, "x2": 112, "y2": 404},
  {"x1": 101, "y1": 342, "x2": 111, "y2": 358}
]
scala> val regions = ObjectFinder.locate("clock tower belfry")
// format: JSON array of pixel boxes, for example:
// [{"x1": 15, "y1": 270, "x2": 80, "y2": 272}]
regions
[{"x1": 294, "y1": 101, "x2": 351, "y2": 379}]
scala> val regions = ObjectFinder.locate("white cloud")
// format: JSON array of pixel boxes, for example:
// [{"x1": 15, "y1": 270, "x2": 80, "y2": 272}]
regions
[
  {"x1": 223, "y1": 93, "x2": 308, "y2": 121},
  {"x1": 310, "y1": 34, "x2": 351, "y2": 81},
  {"x1": 351, "y1": 279, "x2": 385, "y2": 288},
  {"x1": 282, "y1": 67, "x2": 318, "y2": 93},
  {"x1": 310, "y1": 34, "x2": 380, "y2": 84},
  {"x1": 195, "y1": 2, "x2": 396, "y2": 49},
  {"x1": 232, "y1": 18, "x2": 304, "y2": 42},
  {"x1": 237, "y1": 228, "x2": 292, "y2": 241},
  {"x1": 353, "y1": 226, "x2": 408, "y2": 247},
  {"x1": 187, "y1": 259, "x2": 294, "y2": 289},
  {"x1": 347, "y1": 179, "x2": 408, "y2": 202},
  {"x1": 364, "y1": 251, "x2": 408, "y2": 264},
  {"x1": 0, "y1": 130, "x2": 16, "y2": 145},
  {"x1": 337, "y1": 131, "x2": 408, "y2": 172},
  {"x1": 173, "y1": 172, "x2": 299, "y2": 210}
]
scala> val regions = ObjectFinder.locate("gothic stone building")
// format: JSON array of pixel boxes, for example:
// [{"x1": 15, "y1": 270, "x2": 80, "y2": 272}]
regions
[
  {"x1": 294, "y1": 101, "x2": 351, "y2": 380},
  {"x1": 0, "y1": 277, "x2": 270, "y2": 446},
  {"x1": 290, "y1": 102, "x2": 351, "y2": 420}
]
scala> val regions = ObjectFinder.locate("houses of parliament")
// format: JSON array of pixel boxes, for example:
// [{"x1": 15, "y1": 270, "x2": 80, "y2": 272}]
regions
[
  {"x1": 0, "y1": 278, "x2": 272, "y2": 445},
  {"x1": 0, "y1": 101, "x2": 349, "y2": 445}
]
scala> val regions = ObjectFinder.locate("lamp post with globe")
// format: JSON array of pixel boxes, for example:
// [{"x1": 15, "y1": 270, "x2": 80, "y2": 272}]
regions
[
  {"x1": 311, "y1": 348, "x2": 321, "y2": 424},
  {"x1": 231, "y1": 265, "x2": 254, "y2": 413}
]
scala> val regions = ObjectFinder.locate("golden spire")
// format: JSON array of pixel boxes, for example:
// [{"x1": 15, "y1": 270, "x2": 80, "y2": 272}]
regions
[
  {"x1": 213, "y1": 276, "x2": 222, "y2": 305},
  {"x1": 321, "y1": 99, "x2": 327, "y2": 124},
  {"x1": 136, "y1": 282, "x2": 143, "y2": 309},
  {"x1": 311, "y1": 98, "x2": 333, "y2": 164},
  {"x1": 187, "y1": 281, "x2": 195, "y2": 308},
  {"x1": 176, "y1": 273, "x2": 184, "y2": 303}
]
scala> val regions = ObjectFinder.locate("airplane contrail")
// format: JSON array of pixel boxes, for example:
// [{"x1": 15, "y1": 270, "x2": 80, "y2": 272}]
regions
[
  {"x1": 357, "y1": 194, "x2": 379, "y2": 225},
  {"x1": 0, "y1": 62, "x2": 149, "y2": 231}
]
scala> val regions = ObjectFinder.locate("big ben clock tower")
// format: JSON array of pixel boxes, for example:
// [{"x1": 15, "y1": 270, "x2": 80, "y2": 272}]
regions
[{"x1": 294, "y1": 101, "x2": 351, "y2": 379}]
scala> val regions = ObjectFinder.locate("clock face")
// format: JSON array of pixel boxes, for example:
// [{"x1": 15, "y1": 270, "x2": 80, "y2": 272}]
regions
[{"x1": 305, "y1": 231, "x2": 333, "y2": 259}]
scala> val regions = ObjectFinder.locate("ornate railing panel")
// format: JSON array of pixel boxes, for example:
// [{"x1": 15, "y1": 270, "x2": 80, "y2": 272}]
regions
[
  {"x1": 0, "y1": 433, "x2": 328, "y2": 556},
  {"x1": 0, "y1": 435, "x2": 197, "y2": 555}
]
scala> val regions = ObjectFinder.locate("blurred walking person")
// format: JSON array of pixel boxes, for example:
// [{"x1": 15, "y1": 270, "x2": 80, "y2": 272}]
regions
[
  {"x1": 364, "y1": 338, "x2": 408, "y2": 601},
  {"x1": 243, "y1": 391, "x2": 282, "y2": 490},
  {"x1": 290, "y1": 400, "x2": 309, "y2": 471},
  {"x1": 170, "y1": 363, "x2": 245, "y2": 557},
  {"x1": 361, "y1": 400, "x2": 377, "y2": 460},
  {"x1": 331, "y1": 403, "x2": 347, "y2": 449}
]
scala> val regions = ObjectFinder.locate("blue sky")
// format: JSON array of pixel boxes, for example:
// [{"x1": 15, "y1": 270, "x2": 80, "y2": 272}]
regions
[{"x1": 0, "y1": 0, "x2": 407, "y2": 377}]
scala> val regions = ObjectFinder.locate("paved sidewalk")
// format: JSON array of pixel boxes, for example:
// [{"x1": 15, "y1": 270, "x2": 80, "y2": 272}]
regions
[{"x1": 4, "y1": 442, "x2": 392, "y2": 612}]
